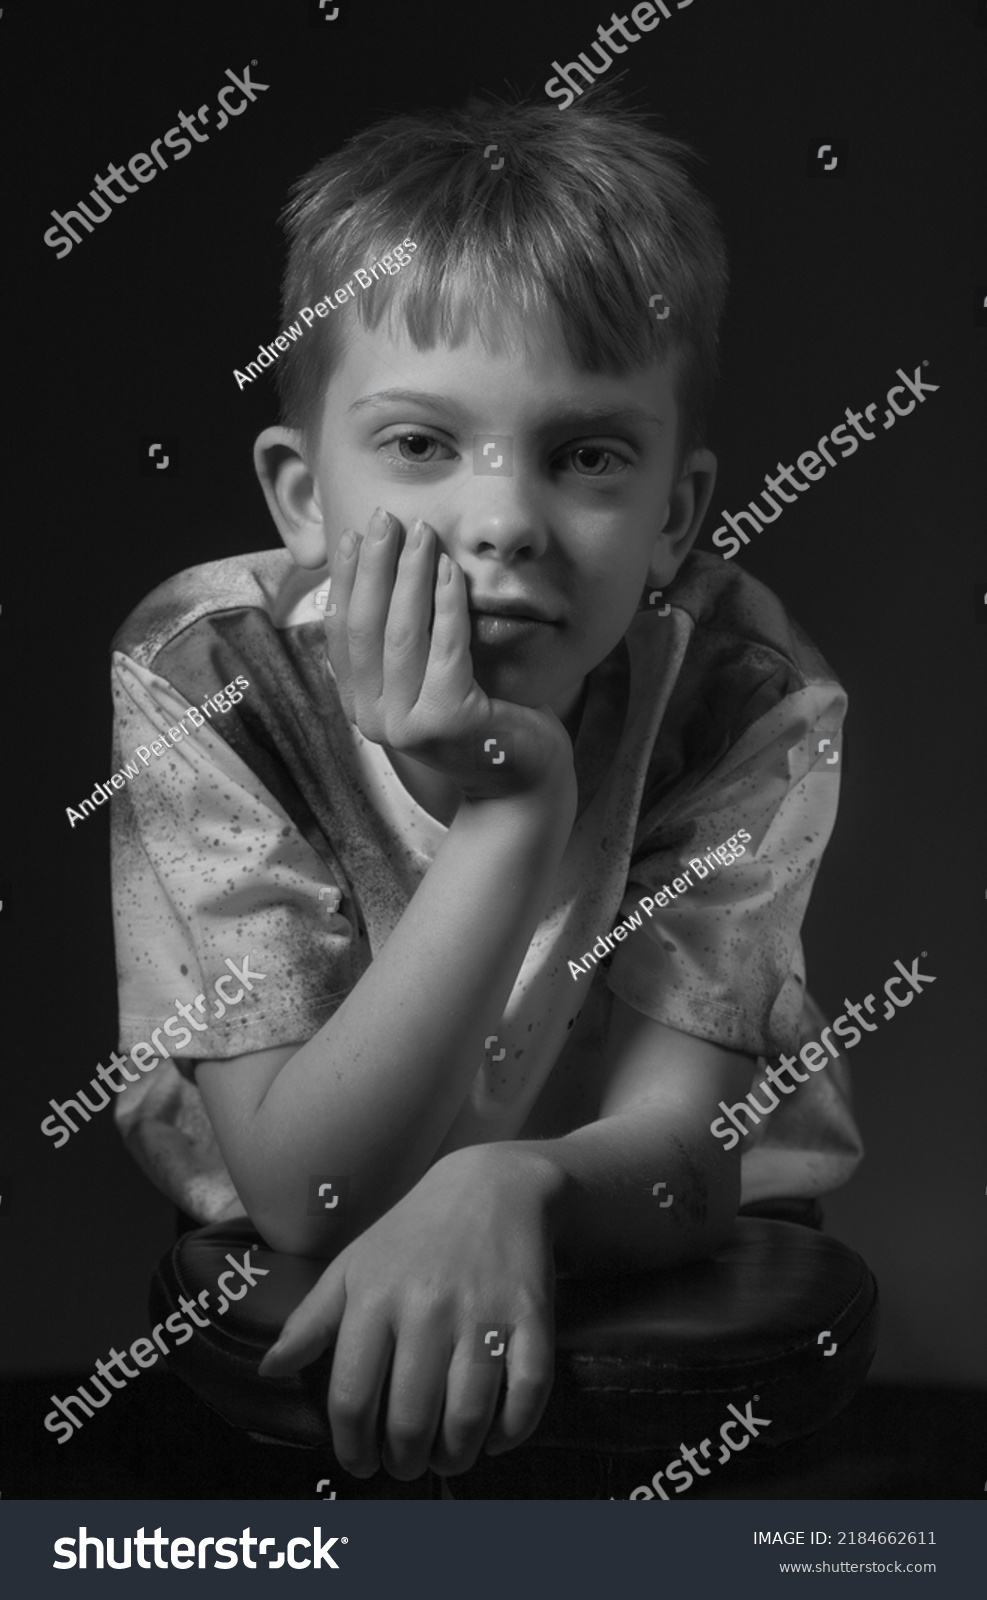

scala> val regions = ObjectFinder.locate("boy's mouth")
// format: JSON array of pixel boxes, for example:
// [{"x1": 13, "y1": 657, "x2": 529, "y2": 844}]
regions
[
  {"x1": 469, "y1": 598, "x2": 560, "y2": 648},
  {"x1": 470, "y1": 615, "x2": 554, "y2": 646},
  {"x1": 469, "y1": 596, "x2": 559, "y2": 622}
]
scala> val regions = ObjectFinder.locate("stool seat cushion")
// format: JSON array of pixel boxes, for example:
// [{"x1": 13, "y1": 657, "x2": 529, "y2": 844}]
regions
[{"x1": 150, "y1": 1217, "x2": 878, "y2": 1455}]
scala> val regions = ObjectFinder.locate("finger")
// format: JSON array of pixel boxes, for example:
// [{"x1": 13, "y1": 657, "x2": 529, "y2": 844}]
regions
[
  {"x1": 482, "y1": 1317, "x2": 555, "y2": 1457},
  {"x1": 327, "y1": 1310, "x2": 395, "y2": 1478},
  {"x1": 346, "y1": 507, "x2": 402, "y2": 719},
  {"x1": 379, "y1": 1323, "x2": 453, "y2": 1482},
  {"x1": 257, "y1": 1260, "x2": 347, "y2": 1377},
  {"x1": 417, "y1": 553, "x2": 475, "y2": 718},
  {"x1": 323, "y1": 529, "x2": 361, "y2": 720},
  {"x1": 381, "y1": 520, "x2": 438, "y2": 713},
  {"x1": 429, "y1": 1340, "x2": 505, "y2": 1477}
]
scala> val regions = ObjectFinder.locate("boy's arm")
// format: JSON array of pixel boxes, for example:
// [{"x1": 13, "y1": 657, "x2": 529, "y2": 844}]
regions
[
  {"x1": 503, "y1": 1000, "x2": 755, "y2": 1278},
  {"x1": 197, "y1": 511, "x2": 578, "y2": 1255},
  {"x1": 198, "y1": 767, "x2": 575, "y2": 1255},
  {"x1": 258, "y1": 1001, "x2": 753, "y2": 1479}
]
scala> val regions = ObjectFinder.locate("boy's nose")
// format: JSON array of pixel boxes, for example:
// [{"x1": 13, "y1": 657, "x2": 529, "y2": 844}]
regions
[{"x1": 453, "y1": 455, "x2": 550, "y2": 564}]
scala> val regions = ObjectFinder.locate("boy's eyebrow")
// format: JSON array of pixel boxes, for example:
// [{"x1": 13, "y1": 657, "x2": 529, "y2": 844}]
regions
[
  {"x1": 348, "y1": 388, "x2": 451, "y2": 416},
  {"x1": 347, "y1": 388, "x2": 666, "y2": 433}
]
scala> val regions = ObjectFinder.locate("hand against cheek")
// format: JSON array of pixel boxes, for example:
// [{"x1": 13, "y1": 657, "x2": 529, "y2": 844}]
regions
[
  {"x1": 258, "y1": 1145, "x2": 561, "y2": 1481},
  {"x1": 323, "y1": 507, "x2": 574, "y2": 801}
]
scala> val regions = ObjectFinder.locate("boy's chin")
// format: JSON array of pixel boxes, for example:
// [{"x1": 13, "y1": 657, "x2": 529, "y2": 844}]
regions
[
  {"x1": 467, "y1": 649, "x2": 550, "y2": 700},
  {"x1": 471, "y1": 659, "x2": 583, "y2": 726},
  {"x1": 470, "y1": 656, "x2": 547, "y2": 709}
]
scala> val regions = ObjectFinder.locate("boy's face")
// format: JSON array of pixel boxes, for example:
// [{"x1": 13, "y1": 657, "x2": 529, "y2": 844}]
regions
[{"x1": 259, "y1": 302, "x2": 715, "y2": 725}]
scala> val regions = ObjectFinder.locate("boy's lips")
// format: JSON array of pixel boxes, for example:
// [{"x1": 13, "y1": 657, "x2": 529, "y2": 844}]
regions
[
  {"x1": 469, "y1": 610, "x2": 558, "y2": 648},
  {"x1": 468, "y1": 597, "x2": 560, "y2": 624},
  {"x1": 468, "y1": 593, "x2": 562, "y2": 648}
]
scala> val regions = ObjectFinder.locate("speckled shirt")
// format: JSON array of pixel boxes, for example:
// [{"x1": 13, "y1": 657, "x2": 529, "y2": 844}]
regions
[{"x1": 109, "y1": 547, "x2": 862, "y2": 1223}]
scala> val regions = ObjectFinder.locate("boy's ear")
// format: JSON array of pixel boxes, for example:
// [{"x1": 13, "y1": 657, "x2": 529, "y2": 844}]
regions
[
  {"x1": 649, "y1": 448, "x2": 717, "y2": 585},
  {"x1": 254, "y1": 426, "x2": 328, "y2": 569}
]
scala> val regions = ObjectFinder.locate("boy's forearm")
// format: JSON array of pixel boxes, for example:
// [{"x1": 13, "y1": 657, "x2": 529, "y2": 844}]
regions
[
  {"x1": 506, "y1": 1109, "x2": 742, "y2": 1279},
  {"x1": 248, "y1": 762, "x2": 577, "y2": 1252}
]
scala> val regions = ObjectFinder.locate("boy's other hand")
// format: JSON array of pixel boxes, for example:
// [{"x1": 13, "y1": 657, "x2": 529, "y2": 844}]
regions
[
  {"x1": 257, "y1": 1144, "x2": 562, "y2": 1480},
  {"x1": 323, "y1": 507, "x2": 573, "y2": 801}
]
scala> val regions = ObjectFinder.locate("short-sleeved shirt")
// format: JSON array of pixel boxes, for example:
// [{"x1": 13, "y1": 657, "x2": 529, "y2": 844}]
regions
[{"x1": 109, "y1": 546, "x2": 863, "y2": 1223}]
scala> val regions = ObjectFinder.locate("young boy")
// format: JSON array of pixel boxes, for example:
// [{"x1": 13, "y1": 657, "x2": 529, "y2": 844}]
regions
[{"x1": 110, "y1": 92, "x2": 861, "y2": 1484}]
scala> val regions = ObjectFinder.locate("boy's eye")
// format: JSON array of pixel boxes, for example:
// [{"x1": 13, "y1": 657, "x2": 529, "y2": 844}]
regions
[
  {"x1": 378, "y1": 430, "x2": 456, "y2": 468},
  {"x1": 561, "y1": 444, "x2": 629, "y2": 478},
  {"x1": 375, "y1": 432, "x2": 631, "y2": 477}
]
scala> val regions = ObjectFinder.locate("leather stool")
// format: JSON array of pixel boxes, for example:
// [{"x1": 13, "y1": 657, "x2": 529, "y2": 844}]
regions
[{"x1": 150, "y1": 1206, "x2": 878, "y2": 1499}]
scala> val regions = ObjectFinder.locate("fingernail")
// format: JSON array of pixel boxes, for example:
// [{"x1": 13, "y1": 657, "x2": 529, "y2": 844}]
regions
[
  {"x1": 406, "y1": 519, "x2": 425, "y2": 550},
  {"x1": 258, "y1": 1337, "x2": 286, "y2": 1371},
  {"x1": 337, "y1": 530, "x2": 357, "y2": 559},
  {"x1": 438, "y1": 553, "x2": 452, "y2": 583},
  {"x1": 370, "y1": 507, "x2": 394, "y2": 540}
]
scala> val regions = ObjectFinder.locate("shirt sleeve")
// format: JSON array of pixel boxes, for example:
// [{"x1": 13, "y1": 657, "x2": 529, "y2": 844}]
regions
[
  {"x1": 110, "y1": 650, "x2": 359, "y2": 1053},
  {"x1": 109, "y1": 651, "x2": 367, "y2": 1218},
  {"x1": 605, "y1": 680, "x2": 847, "y2": 1058}
]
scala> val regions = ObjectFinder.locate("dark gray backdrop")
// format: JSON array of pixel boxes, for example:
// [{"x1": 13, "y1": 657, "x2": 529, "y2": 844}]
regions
[{"x1": 3, "y1": 0, "x2": 984, "y2": 1412}]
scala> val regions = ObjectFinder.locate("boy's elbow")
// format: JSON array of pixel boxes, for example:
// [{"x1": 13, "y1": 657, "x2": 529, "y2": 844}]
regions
[
  {"x1": 230, "y1": 1163, "x2": 333, "y2": 1257},
  {"x1": 250, "y1": 1207, "x2": 336, "y2": 1259},
  {"x1": 251, "y1": 1208, "x2": 304, "y2": 1256},
  {"x1": 702, "y1": 1149, "x2": 744, "y2": 1250},
  {"x1": 664, "y1": 1146, "x2": 742, "y2": 1267},
  {"x1": 657, "y1": 1201, "x2": 738, "y2": 1274},
  {"x1": 247, "y1": 1177, "x2": 375, "y2": 1259}
]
